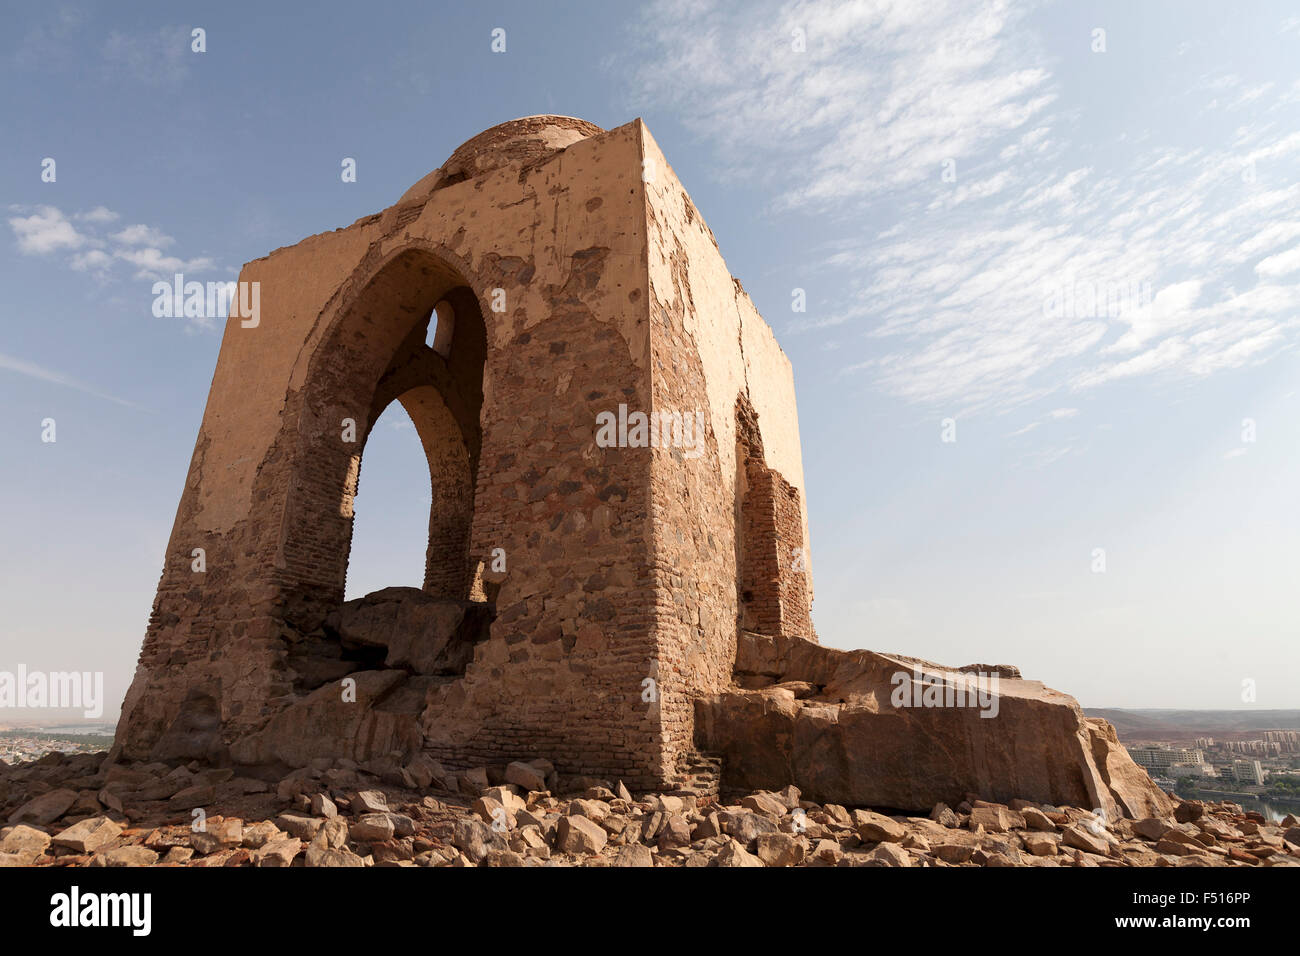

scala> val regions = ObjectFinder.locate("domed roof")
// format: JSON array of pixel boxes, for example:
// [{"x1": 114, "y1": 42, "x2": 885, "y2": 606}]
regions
[{"x1": 399, "y1": 115, "x2": 604, "y2": 204}]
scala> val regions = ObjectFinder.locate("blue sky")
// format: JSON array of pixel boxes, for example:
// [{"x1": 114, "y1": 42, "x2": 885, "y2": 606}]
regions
[{"x1": 2, "y1": 1, "x2": 1298, "y2": 719}]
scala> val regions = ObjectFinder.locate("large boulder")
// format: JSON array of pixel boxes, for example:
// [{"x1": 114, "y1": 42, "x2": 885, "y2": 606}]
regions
[
  {"x1": 7, "y1": 788, "x2": 79, "y2": 826},
  {"x1": 695, "y1": 632, "x2": 1173, "y2": 820},
  {"x1": 230, "y1": 669, "x2": 425, "y2": 766},
  {"x1": 323, "y1": 588, "x2": 491, "y2": 675}
]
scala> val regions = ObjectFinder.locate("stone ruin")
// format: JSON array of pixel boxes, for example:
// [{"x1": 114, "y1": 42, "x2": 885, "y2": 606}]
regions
[{"x1": 113, "y1": 116, "x2": 1171, "y2": 821}]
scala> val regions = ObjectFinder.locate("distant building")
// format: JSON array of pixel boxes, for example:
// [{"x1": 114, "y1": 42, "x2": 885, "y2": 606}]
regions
[
  {"x1": 1230, "y1": 759, "x2": 1265, "y2": 786},
  {"x1": 1129, "y1": 746, "x2": 1205, "y2": 771},
  {"x1": 1169, "y1": 762, "x2": 1215, "y2": 778},
  {"x1": 1264, "y1": 730, "x2": 1300, "y2": 753},
  {"x1": 1226, "y1": 739, "x2": 1280, "y2": 757}
]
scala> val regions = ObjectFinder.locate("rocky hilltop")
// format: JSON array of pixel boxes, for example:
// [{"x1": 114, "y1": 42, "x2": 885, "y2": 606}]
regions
[{"x1": 2, "y1": 750, "x2": 1296, "y2": 868}]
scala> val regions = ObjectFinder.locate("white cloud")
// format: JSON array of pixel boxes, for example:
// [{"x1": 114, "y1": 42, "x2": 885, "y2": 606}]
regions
[
  {"x1": 8, "y1": 206, "x2": 86, "y2": 254},
  {"x1": 75, "y1": 206, "x2": 119, "y2": 224},
  {"x1": 7, "y1": 204, "x2": 218, "y2": 290},
  {"x1": 1006, "y1": 406, "x2": 1078, "y2": 437},
  {"x1": 111, "y1": 224, "x2": 174, "y2": 247},
  {"x1": 1074, "y1": 337, "x2": 1190, "y2": 389},
  {"x1": 1105, "y1": 280, "x2": 1204, "y2": 355},
  {"x1": 113, "y1": 246, "x2": 214, "y2": 280},
  {"x1": 70, "y1": 249, "x2": 113, "y2": 273},
  {"x1": 1256, "y1": 245, "x2": 1300, "y2": 277},
  {"x1": 629, "y1": 0, "x2": 1052, "y2": 210},
  {"x1": 627, "y1": 0, "x2": 1300, "y2": 414}
]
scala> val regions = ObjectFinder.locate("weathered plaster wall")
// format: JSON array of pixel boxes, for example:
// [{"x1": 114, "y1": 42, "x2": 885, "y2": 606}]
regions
[
  {"x1": 639, "y1": 123, "x2": 815, "y2": 777},
  {"x1": 117, "y1": 116, "x2": 814, "y2": 792}
]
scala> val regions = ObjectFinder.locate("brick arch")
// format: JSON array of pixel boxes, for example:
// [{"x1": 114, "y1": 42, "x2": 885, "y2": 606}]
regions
[
  {"x1": 278, "y1": 246, "x2": 487, "y2": 617},
  {"x1": 354, "y1": 384, "x2": 475, "y2": 599}
]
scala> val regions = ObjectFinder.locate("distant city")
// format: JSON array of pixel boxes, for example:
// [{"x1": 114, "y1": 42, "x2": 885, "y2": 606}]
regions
[
  {"x1": 1085, "y1": 709, "x2": 1300, "y2": 816},
  {"x1": 0, "y1": 720, "x2": 115, "y2": 765}
]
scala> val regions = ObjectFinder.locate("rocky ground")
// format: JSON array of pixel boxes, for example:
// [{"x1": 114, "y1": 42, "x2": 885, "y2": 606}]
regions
[{"x1": 2, "y1": 750, "x2": 1297, "y2": 867}]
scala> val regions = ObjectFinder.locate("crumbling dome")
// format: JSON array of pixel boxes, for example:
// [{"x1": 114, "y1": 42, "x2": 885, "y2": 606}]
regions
[{"x1": 399, "y1": 115, "x2": 605, "y2": 203}]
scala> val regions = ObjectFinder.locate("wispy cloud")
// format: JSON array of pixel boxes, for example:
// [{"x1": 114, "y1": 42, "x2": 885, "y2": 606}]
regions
[
  {"x1": 1007, "y1": 406, "x2": 1078, "y2": 438},
  {"x1": 627, "y1": 0, "x2": 1300, "y2": 415},
  {"x1": 0, "y1": 351, "x2": 143, "y2": 409},
  {"x1": 630, "y1": 0, "x2": 1052, "y2": 210}
]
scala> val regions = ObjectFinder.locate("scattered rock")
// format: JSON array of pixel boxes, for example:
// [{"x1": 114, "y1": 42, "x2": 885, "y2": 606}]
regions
[
  {"x1": 190, "y1": 817, "x2": 243, "y2": 855},
  {"x1": 1062, "y1": 825, "x2": 1111, "y2": 857},
  {"x1": 930, "y1": 803, "x2": 960, "y2": 829},
  {"x1": 169, "y1": 784, "x2": 215, "y2": 810},
  {"x1": 350, "y1": 813, "x2": 396, "y2": 843},
  {"x1": 865, "y1": 842, "x2": 912, "y2": 867},
  {"x1": 811, "y1": 839, "x2": 843, "y2": 864},
  {"x1": 739, "y1": 791, "x2": 787, "y2": 816},
  {"x1": 451, "y1": 818, "x2": 495, "y2": 863},
  {"x1": 556, "y1": 815, "x2": 607, "y2": 855},
  {"x1": 612, "y1": 844, "x2": 654, "y2": 867},
  {"x1": 253, "y1": 838, "x2": 302, "y2": 867},
  {"x1": 716, "y1": 838, "x2": 763, "y2": 867},
  {"x1": 756, "y1": 832, "x2": 805, "y2": 867},
  {"x1": 1022, "y1": 833, "x2": 1059, "y2": 857},
  {"x1": 1021, "y1": 807, "x2": 1057, "y2": 832},
  {"x1": 53, "y1": 816, "x2": 123, "y2": 854},
  {"x1": 1133, "y1": 817, "x2": 1173, "y2": 841},
  {"x1": 94, "y1": 845, "x2": 159, "y2": 867},
  {"x1": 353, "y1": 790, "x2": 389, "y2": 814},
  {"x1": 0, "y1": 824, "x2": 52, "y2": 863},
  {"x1": 275, "y1": 814, "x2": 324, "y2": 841},
  {"x1": 932, "y1": 843, "x2": 975, "y2": 864},
  {"x1": 855, "y1": 810, "x2": 906, "y2": 844},
  {"x1": 504, "y1": 762, "x2": 547, "y2": 793},
  {"x1": 309, "y1": 846, "x2": 366, "y2": 867},
  {"x1": 717, "y1": 809, "x2": 779, "y2": 845},
  {"x1": 241, "y1": 820, "x2": 282, "y2": 849},
  {"x1": 8, "y1": 789, "x2": 78, "y2": 826}
]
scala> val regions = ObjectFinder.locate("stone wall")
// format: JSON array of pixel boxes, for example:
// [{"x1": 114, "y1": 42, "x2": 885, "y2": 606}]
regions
[
  {"x1": 114, "y1": 117, "x2": 814, "y2": 793},
  {"x1": 639, "y1": 125, "x2": 815, "y2": 777}
]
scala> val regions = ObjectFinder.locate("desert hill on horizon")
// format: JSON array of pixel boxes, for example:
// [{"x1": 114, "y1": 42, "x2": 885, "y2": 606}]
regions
[{"x1": 1085, "y1": 708, "x2": 1300, "y2": 743}]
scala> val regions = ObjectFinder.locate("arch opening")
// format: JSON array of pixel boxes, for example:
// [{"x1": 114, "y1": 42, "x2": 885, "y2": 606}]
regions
[
  {"x1": 343, "y1": 400, "x2": 434, "y2": 602},
  {"x1": 280, "y1": 248, "x2": 488, "y2": 624}
]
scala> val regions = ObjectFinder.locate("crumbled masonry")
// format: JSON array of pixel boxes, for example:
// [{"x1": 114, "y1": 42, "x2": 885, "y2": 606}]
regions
[
  {"x1": 1, "y1": 751, "x2": 1293, "y2": 868},
  {"x1": 104, "y1": 115, "x2": 1170, "y2": 820}
]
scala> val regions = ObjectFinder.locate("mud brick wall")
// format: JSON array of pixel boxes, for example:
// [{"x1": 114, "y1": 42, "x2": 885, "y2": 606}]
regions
[
  {"x1": 641, "y1": 124, "x2": 815, "y2": 775},
  {"x1": 114, "y1": 117, "x2": 815, "y2": 792},
  {"x1": 741, "y1": 466, "x2": 812, "y2": 640}
]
